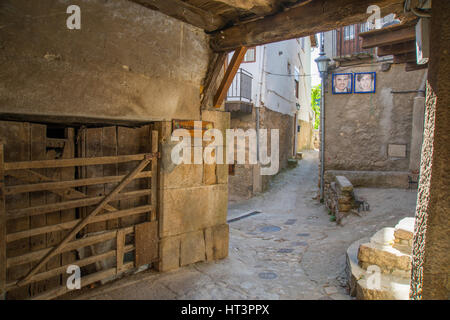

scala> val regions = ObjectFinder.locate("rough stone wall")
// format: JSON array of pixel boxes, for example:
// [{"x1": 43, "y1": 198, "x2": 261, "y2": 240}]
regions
[
  {"x1": 260, "y1": 106, "x2": 294, "y2": 172},
  {"x1": 228, "y1": 110, "x2": 257, "y2": 200},
  {"x1": 0, "y1": 0, "x2": 210, "y2": 123},
  {"x1": 324, "y1": 63, "x2": 426, "y2": 172},
  {"x1": 411, "y1": 0, "x2": 450, "y2": 300}
]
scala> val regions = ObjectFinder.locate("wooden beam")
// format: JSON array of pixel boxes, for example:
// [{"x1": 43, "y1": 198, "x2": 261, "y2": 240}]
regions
[
  {"x1": 405, "y1": 62, "x2": 428, "y2": 72},
  {"x1": 17, "y1": 157, "x2": 151, "y2": 285},
  {"x1": 377, "y1": 40, "x2": 416, "y2": 56},
  {"x1": 213, "y1": 47, "x2": 247, "y2": 108},
  {"x1": 213, "y1": 0, "x2": 279, "y2": 15},
  {"x1": 210, "y1": 0, "x2": 405, "y2": 51},
  {"x1": 361, "y1": 25, "x2": 416, "y2": 49},
  {"x1": 393, "y1": 51, "x2": 417, "y2": 64},
  {"x1": 0, "y1": 145, "x2": 5, "y2": 297},
  {"x1": 201, "y1": 52, "x2": 227, "y2": 110},
  {"x1": 130, "y1": 0, "x2": 225, "y2": 32}
]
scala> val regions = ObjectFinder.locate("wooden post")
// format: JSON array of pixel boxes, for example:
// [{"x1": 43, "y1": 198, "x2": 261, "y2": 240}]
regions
[
  {"x1": 0, "y1": 144, "x2": 6, "y2": 299},
  {"x1": 116, "y1": 229, "x2": 125, "y2": 274},
  {"x1": 213, "y1": 46, "x2": 247, "y2": 108},
  {"x1": 151, "y1": 131, "x2": 158, "y2": 222}
]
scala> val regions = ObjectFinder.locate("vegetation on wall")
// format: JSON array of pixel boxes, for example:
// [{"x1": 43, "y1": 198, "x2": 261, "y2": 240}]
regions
[{"x1": 311, "y1": 84, "x2": 321, "y2": 130}]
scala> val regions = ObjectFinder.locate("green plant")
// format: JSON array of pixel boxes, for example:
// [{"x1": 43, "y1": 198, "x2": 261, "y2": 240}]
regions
[
  {"x1": 311, "y1": 84, "x2": 321, "y2": 130},
  {"x1": 329, "y1": 215, "x2": 336, "y2": 222}
]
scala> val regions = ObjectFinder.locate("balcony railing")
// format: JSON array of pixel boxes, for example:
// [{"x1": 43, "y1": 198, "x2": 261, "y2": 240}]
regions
[{"x1": 226, "y1": 68, "x2": 253, "y2": 103}]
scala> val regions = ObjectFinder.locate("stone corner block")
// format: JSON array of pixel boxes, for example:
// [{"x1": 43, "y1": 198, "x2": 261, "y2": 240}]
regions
[
  {"x1": 205, "y1": 223, "x2": 229, "y2": 261},
  {"x1": 157, "y1": 235, "x2": 181, "y2": 272},
  {"x1": 180, "y1": 230, "x2": 206, "y2": 266}
]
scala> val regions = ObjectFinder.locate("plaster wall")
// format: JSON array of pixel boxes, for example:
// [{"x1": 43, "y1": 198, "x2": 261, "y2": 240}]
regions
[
  {"x1": 324, "y1": 63, "x2": 426, "y2": 172},
  {"x1": 0, "y1": 0, "x2": 210, "y2": 123}
]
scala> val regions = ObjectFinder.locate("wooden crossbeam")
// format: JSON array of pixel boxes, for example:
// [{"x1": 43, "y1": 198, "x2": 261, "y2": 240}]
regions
[
  {"x1": 4, "y1": 153, "x2": 154, "y2": 171},
  {"x1": 201, "y1": 52, "x2": 228, "y2": 110},
  {"x1": 213, "y1": 47, "x2": 247, "y2": 108},
  {"x1": 6, "y1": 205, "x2": 152, "y2": 242},
  {"x1": 0, "y1": 145, "x2": 6, "y2": 297},
  {"x1": 405, "y1": 62, "x2": 428, "y2": 72},
  {"x1": 6, "y1": 189, "x2": 151, "y2": 220},
  {"x1": 130, "y1": 0, "x2": 225, "y2": 32},
  {"x1": 361, "y1": 25, "x2": 416, "y2": 49},
  {"x1": 393, "y1": 51, "x2": 417, "y2": 64},
  {"x1": 377, "y1": 40, "x2": 416, "y2": 56},
  {"x1": 7, "y1": 169, "x2": 118, "y2": 212},
  {"x1": 17, "y1": 157, "x2": 152, "y2": 285},
  {"x1": 210, "y1": 0, "x2": 406, "y2": 51},
  {"x1": 5, "y1": 171, "x2": 151, "y2": 195}
]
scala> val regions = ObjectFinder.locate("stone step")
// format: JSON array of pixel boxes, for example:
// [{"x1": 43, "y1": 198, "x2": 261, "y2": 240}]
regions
[
  {"x1": 347, "y1": 238, "x2": 411, "y2": 300},
  {"x1": 358, "y1": 242, "x2": 412, "y2": 273},
  {"x1": 356, "y1": 273, "x2": 410, "y2": 300},
  {"x1": 394, "y1": 217, "x2": 415, "y2": 242}
]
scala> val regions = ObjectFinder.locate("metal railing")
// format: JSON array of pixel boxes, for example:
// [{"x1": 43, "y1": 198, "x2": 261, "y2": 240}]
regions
[{"x1": 226, "y1": 68, "x2": 253, "y2": 103}]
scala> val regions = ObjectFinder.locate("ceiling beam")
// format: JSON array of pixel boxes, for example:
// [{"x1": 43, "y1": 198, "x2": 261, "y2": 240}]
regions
[
  {"x1": 361, "y1": 24, "x2": 416, "y2": 49},
  {"x1": 212, "y1": 0, "x2": 279, "y2": 15},
  {"x1": 130, "y1": 0, "x2": 225, "y2": 32},
  {"x1": 210, "y1": 0, "x2": 406, "y2": 52}
]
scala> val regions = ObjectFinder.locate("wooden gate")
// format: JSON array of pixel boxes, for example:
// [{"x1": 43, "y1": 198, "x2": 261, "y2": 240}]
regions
[{"x1": 0, "y1": 123, "x2": 159, "y2": 300}]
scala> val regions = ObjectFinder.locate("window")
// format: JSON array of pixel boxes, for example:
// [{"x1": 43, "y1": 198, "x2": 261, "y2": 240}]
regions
[
  {"x1": 360, "y1": 22, "x2": 371, "y2": 33},
  {"x1": 294, "y1": 67, "x2": 300, "y2": 99},
  {"x1": 344, "y1": 25, "x2": 355, "y2": 40},
  {"x1": 243, "y1": 47, "x2": 256, "y2": 63}
]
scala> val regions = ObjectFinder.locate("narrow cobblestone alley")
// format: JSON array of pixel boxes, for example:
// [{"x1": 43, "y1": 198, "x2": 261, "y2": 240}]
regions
[{"x1": 70, "y1": 151, "x2": 417, "y2": 300}]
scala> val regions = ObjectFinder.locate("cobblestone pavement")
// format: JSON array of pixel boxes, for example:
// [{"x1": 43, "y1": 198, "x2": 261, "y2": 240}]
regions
[{"x1": 70, "y1": 150, "x2": 417, "y2": 300}]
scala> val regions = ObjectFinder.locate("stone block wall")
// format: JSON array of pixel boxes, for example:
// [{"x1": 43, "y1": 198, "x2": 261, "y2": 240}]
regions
[
  {"x1": 156, "y1": 110, "x2": 231, "y2": 272},
  {"x1": 324, "y1": 175, "x2": 356, "y2": 225}
]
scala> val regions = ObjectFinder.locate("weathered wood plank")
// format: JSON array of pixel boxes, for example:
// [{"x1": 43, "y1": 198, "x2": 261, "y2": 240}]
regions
[
  {"x1": 5, "y1": 122, "x2": 31, "y2": 299},
  {"x1": 28, "y1": 124, "x2": 48, "y2": 297},
  {"x1": 60, "y1": 128, "x2": 77, "y2": 288},
  {"x1": 103, "y1": 127, "x2": 119, "y2": 230},
  {"x1": 377, "y1": 40, "x2": 416, "y2": 56},
  {"x1": 393, "y1": 51, "x2": 417, "y2": 64},
  {"x1": 7, "y1": 205, "x2": 152, "y2": 242},
  {"x1": 210, "y1": 0, "x2": 406, "y2": 51},
  {"x1": 361, "y1": 25, "x2": 416, "y2": 49},
  {"x1": 7, "y1": 189, "x2": 152, "y2": 220},
  {"x1": 4, "y1": 154, "x2": 153, "y2": 171},
  {"x1": 135, "y1": 221, "x2": 158, "y2": 268},
  {"x1": 7, "y1": 227, "x2": 134, "y2": 269},
  {"x1": 150, "y1": 130, "x2": 158, "y2": 222},
  {"x1": 30, "y1": 262, "x2": 135, "y2": 300},
  {"x1": 116, "y1": 229, "x2": 125, "y2": 273},
  {"x1": 6, "y1": 169, "x2": 120, "y2": 212},
  {"x1": 201, "y1": 52, "x2": 227, "y2": 110},
  {"x1": 5, "y1": 171, "x2": 152, "y2": 195},
  {"x1": 0, "y1": 144, "x2": 6, "y2": 297},
  {"x1": 18, "y1": 158, "x2": 151, "y2": 285}
]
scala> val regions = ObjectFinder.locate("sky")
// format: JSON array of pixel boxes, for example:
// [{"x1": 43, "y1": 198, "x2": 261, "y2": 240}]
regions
[{"x1": 310, "y1": 46, "x2": 321, "y2": 87}]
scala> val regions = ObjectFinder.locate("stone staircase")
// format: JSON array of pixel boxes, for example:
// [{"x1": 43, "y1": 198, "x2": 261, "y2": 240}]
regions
[{"x1": 346, "y1": 217, "x2": 415, "y2": 299}]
